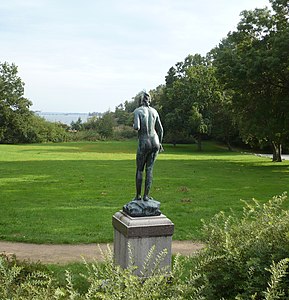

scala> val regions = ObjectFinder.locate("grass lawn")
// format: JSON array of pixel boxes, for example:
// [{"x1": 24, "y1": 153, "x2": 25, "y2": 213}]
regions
[{"x1": 0, "y1": 140, "x2": 288, "y2": 243}]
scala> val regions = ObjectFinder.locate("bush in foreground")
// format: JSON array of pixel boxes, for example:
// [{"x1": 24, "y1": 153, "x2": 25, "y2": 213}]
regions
[
  {"x1": 191, "y1": 192, "x2": 289, "y2": 299},
  {"x1": 0, "y1": 194, "x2": 289, "y2": 299}
]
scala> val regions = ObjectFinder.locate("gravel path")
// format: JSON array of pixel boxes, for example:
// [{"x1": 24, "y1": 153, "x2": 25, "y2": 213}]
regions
[{"x1": 0, "y1": 240, "x2": 204, "y2": 264}]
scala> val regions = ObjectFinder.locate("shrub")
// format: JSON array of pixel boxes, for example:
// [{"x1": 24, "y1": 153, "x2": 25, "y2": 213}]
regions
[
  {"x1": 187, "y1": 192, "x2": 289, "y2": 299},
  {"x1": 0, "y1": 254, "x2": 59, "y2": 299},
  {"x1": 63, "y1": 246, "x2": 207, "y2": 300},
  {"x1": 1, "y1": 194, "x2": 289, "y2": 299},
  {"x1": 67, "y1": 130, "x2": 102, "y2": 142},
  {"x1": 0, "y1": 113, "x2": 67, "y2": 144},
  {"x1": 113, "y1": 125, "x2": 136, "y2": 140}
]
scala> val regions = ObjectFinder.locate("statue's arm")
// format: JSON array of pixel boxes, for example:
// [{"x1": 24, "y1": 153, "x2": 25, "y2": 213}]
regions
[
  {"x1": 155, "y1": 114, "x2": 163, "y2": 143},
  {"x1": 133, "y1": 110, "x2": 140, "y2": 131}
]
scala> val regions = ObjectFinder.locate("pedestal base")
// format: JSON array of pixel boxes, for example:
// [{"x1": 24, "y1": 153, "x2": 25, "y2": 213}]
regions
[
  {"x1": 123, "y1": 198, "x2": 161, "y2": 217},
  {"x1": 112, "y1": 211, "x2": 174, "y2": 276}
]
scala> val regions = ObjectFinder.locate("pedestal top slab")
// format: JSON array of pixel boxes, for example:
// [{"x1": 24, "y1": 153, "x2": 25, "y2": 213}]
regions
[{"x1": 112, "y1": 211, "x2": 174, "y2": 238}]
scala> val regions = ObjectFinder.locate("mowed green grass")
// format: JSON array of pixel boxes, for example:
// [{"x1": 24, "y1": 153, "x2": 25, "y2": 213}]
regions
[{"x1": 0, "y1": 141, "x2": 288, "y2": 243}]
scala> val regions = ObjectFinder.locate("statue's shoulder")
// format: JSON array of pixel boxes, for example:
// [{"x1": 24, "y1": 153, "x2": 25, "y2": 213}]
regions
[
  {"x1": 149, "y1": 106, "x2": 159, "y2": 115},
  {"x1": 134, "y1": 106, "x2": 147, "y2": 114}
]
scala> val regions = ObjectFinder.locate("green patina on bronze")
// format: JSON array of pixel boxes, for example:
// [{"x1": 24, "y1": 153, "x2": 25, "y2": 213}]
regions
[{"x1": 123, "y1": 90, "x2": 164, "y2": 217}]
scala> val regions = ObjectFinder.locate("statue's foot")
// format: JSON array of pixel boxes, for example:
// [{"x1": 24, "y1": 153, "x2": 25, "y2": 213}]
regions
[
  {"x1": 143, "y1": 195, "x2": 153, "y2": 201},
  {"x1": 134, "y1": 195, "x2": 142, "y2": 201}
]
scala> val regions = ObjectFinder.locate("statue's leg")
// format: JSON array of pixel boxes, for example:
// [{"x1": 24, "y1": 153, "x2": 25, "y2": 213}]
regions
[
  {"x1": 135, "y1": 150, "x2": 146, "y2": 200},
  {"x1": 143, "y1": 151, "x2": 158, "y2": 201},
  {"x1": 135, "y1": 169, "x2": 142, "y2": 200}
]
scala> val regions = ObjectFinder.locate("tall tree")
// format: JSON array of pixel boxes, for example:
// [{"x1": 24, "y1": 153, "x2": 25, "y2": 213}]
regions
[
  {"x1": 0, "y1": 62, "x2": 32, "y2": 143},
  {"x1": 161, "y1": 54, "x2": 223, "y2": 150},
  {"x1": 210, "y1": 91, "x2": 238, "y2": 151},
  {"x1": 149, "y1": 84, "x2": 165, "y2": 112},
  {"x1": 212, "y1": 0, "x2": 289, "y2": 161}
]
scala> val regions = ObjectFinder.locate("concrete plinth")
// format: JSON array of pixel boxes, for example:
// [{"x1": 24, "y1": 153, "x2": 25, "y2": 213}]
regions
[{"x1": 112, "y1": 211, "x2": 174, "y2": 276}]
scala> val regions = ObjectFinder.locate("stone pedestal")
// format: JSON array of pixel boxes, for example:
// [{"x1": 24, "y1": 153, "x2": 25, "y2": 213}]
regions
[{"x1": 112, "y1": 211, "x2": 174, "y2": 276}]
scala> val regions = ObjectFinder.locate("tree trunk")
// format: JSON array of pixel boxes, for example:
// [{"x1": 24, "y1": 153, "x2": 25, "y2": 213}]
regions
[
  {"x1": 226, "y1": 137, "x2": 233, "y2": 152},
  {"x1": 196, "y1": 134, "x2": 202, "y2": 151},
  {"x1": 271, "y1": 141, "x2": 282, "y2": 162}
]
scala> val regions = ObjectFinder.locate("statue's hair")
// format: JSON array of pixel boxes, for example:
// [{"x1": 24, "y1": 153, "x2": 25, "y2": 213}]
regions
[{"x1": 139, "y1": 90, "x2": 151, "y2": 106}]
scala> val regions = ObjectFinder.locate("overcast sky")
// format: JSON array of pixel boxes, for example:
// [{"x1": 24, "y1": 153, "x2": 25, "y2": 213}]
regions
[{"x1": 1, "y1": 0, "x2": 270, "y2": 113}]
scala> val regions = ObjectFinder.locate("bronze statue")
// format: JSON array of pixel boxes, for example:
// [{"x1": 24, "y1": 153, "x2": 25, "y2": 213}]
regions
[
  {"x1": 133, "y1": 91, "x2": 163, "y2": 201},
  {"x1": 123, "y1": 90, "x2": 164, "y2": 217}
]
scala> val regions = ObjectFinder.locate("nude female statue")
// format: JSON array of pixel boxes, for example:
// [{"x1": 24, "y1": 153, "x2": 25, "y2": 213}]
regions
[{"x1": 133, "y1": 91, "x2": 163, "y2": 201}]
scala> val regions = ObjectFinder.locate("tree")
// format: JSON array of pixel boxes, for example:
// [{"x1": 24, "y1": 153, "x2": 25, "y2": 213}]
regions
[
  {"x1": 212, "y1": 0, "x2": 289, "y2": 161},
  {"x1": 149, "y1": 84, "x2": 165, "y2": 112},
  {"x1": 210, "y1": 91, "x2": 239, "y2": 151},
  {"x1": 83, "y1": 111, "x2": 115, "y2": 139},
  {"x1": 24, "y1": 114, "x2": 67, "y2": 143},
  {"x1": 97, "y1": 111, "x2": 115, "y2": 138},
  {"x1": 114, "y1": 103, "x2": 132, "y2": 126},
  {"x1": 84, "y1": 115, "x2": 100, "y2": 130},
  {"x1": 160, "y1": 54, "x2": 223, "y2": 150},
  {"x1": 70, "y1": 117, "x2": 83, "y2": 131},
  {"x1": 0, "y1": 62, "x2": 68, "y2": 143},
  {"x1": 124, "y1": 97, "x2": 138, "y2": 113},
  {"x1": 0, "y1": 62, "x2": 33, "y2": 143}
]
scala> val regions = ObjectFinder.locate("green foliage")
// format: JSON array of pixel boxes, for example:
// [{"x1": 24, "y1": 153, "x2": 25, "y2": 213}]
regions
[
  {"x1": 0, "y1": 62, "x2": 32, "y2": 143},
  {"x1": 81, "y1": 112, "x2": 115, "y2": 139},
  {"x1": 186, "y1": 193, "x2": 289, "y2": 299},
  {"x1": 114, "y1": 104, "x2": 134, "y2": 126},
  {"x1": 24, "y1": 114, "x2": 67, "y2": 143},
  {"x1": 264, "y1": 258, "x2": 289, "y2": 300},
  {"x1": 68, "y1": 125, "x2": 136, "y2": 142},
  {"x1": 159, "y1": 54, "x2": 224, "y2": 149},
  {"x1": 0, "y1": 254, "x2": 58, "y2": 299},
  {"x1": 149, "y1": 84, "x2": 165, "y2": 112},
  {"x1": 124, "y1": 98, "x2": 138, "y2": 113},
  {"x1": 71, "y1": 117, "x2": 84, "y2": 131},
  {"x1": 212, "y1": 0, "x2": 289, "y2": 161},
  {"x1": 112, "y1": 0, "x2": 288, "y2": 154},
  {"x1": 97, "y1": 112, "x2": 115, "y2": 138},
  {"x1": 54, "y1": 246, "x2": 209, "y2": 299},
  {"x1": 210, "y1": 91, "x2": 239, "y2": 151},
  {"x1": 73, "y1": 110, "x2": 135, "y2": 142},
  {"x1": 67, "y1": 129, "x2": 102, "y2": 141},
  {"x1": 0, "y1": 249, "x2": 206, "y2": 299},
  {"x1": 0, "y1": 62, "x2": 67, "y2": 144},
  {"x1": 113, "y1": 125, "x2": 136, "y2": 140}
]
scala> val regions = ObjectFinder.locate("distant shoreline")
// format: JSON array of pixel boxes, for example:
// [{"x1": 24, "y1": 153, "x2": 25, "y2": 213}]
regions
[
  {"x1": 35, "y1": 111, "x2": 102, "y2": 125},
  {"x1": 34, "y1": 111, "x2": 102, "y2": 115},
  {"x1": 35, "y1": 112, "x2": 89, "y2": 115}
]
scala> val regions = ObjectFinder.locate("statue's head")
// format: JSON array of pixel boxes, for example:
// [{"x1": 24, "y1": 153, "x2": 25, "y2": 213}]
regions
[{"x1": 139, "y1": 90, "x2": 151, "y2": 107}]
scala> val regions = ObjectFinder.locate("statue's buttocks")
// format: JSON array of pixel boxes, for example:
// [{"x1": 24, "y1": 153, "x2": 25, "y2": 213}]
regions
[{"x1": 123, "y1": 90, "x2": 164, "y2": 217}]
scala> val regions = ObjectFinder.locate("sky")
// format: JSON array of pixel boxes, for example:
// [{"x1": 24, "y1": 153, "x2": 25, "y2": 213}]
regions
[{"x1": 0, "y1": 0, "x2": 270, "y2": 113}]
